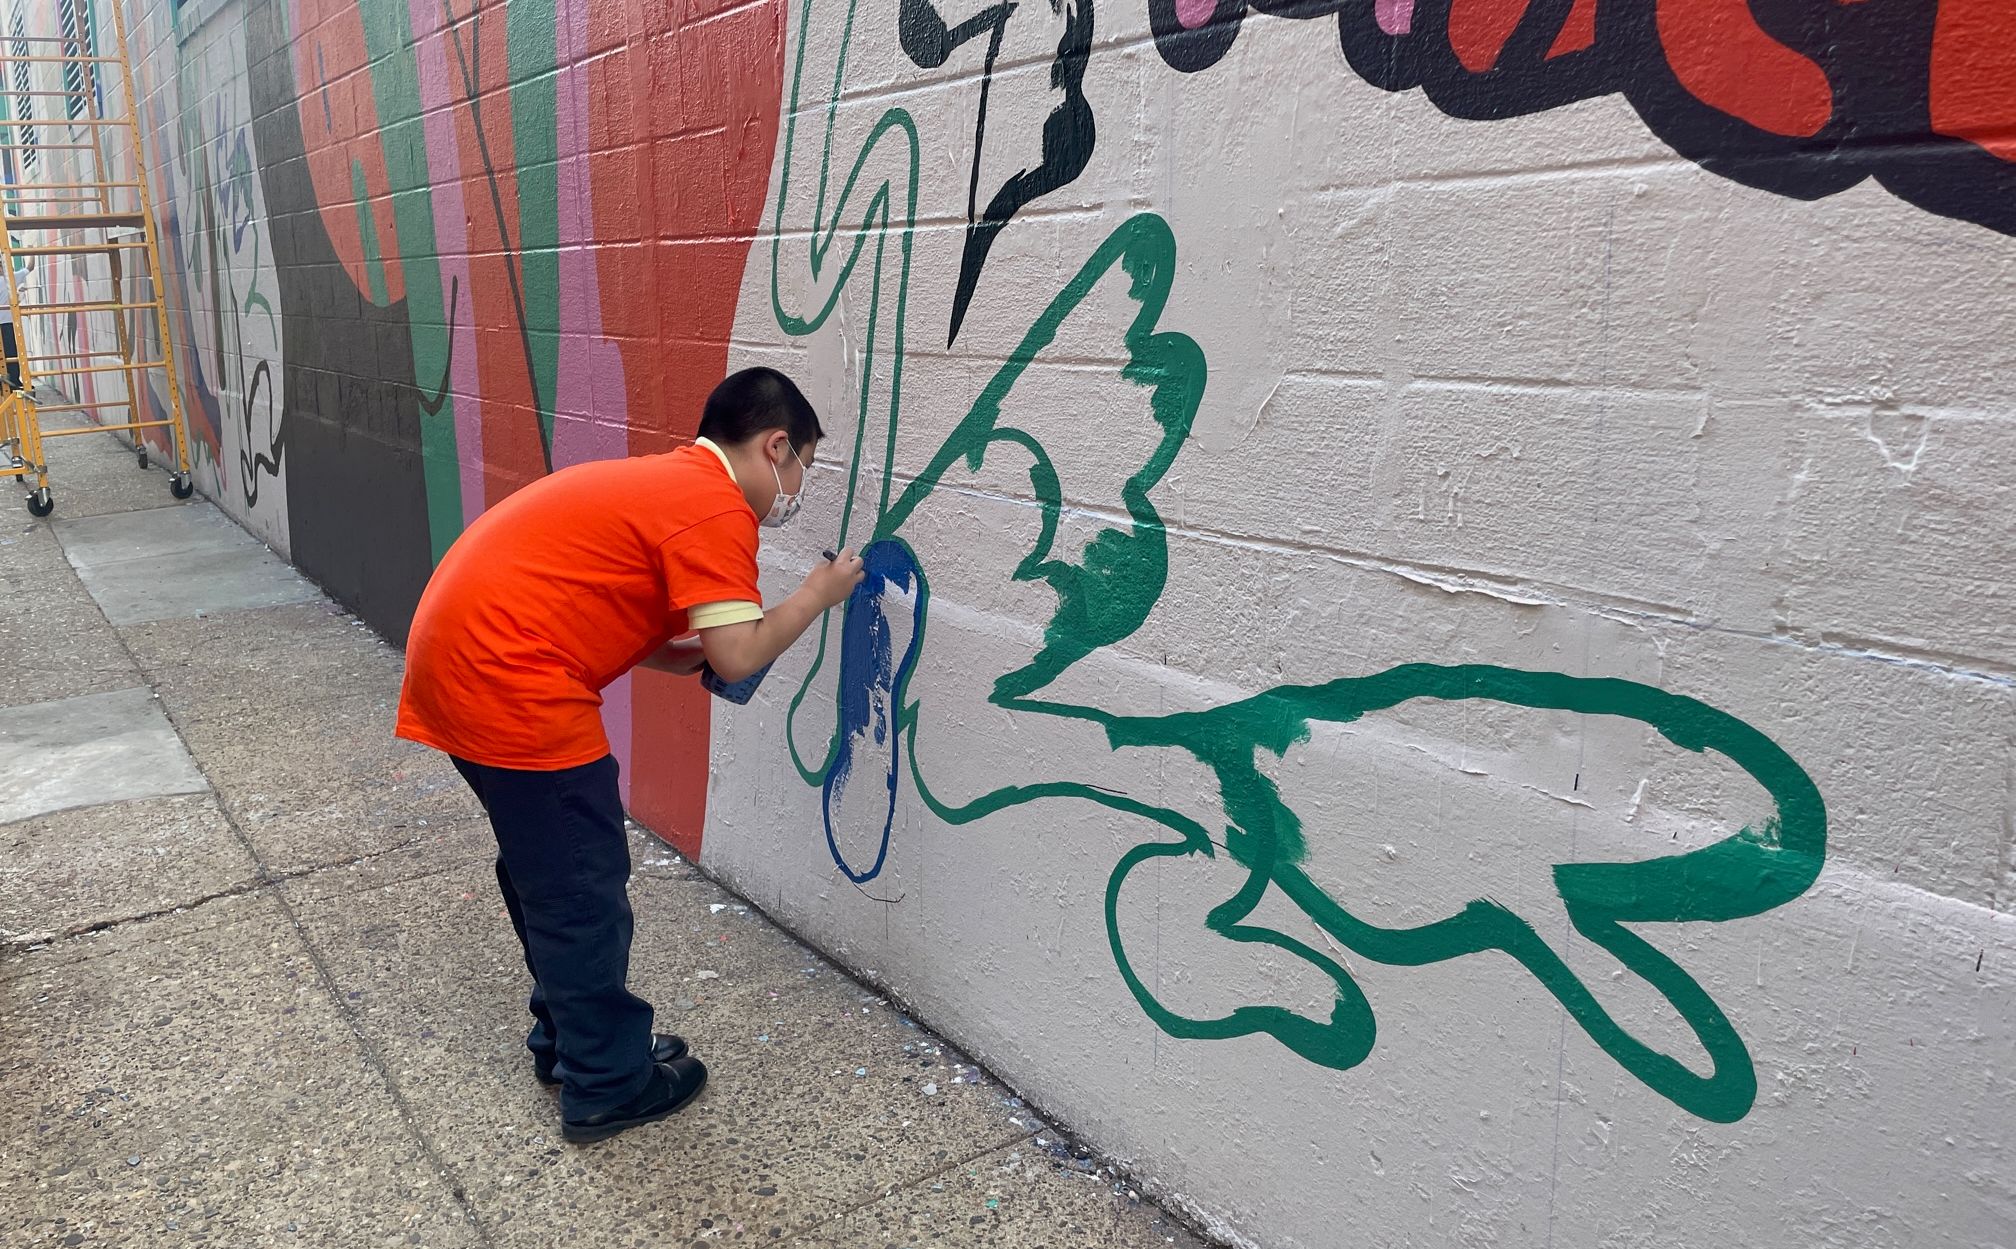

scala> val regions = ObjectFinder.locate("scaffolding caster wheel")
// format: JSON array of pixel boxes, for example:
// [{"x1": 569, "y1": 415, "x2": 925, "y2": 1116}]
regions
[
  {"x1": 136, "y1": 446, "x2": 150, "y2": 470},
  {"x1": 26, "y1": 487, "x2": 53, "y2": 517},
  {"x1": 170, "y1": 473, "x2": 194, "y2": 500}
]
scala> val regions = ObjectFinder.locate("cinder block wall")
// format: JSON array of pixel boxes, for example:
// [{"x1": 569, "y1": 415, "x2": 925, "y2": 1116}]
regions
[{"x1": 31, "y1": 0, "x2": 2016, "y2": 1243}]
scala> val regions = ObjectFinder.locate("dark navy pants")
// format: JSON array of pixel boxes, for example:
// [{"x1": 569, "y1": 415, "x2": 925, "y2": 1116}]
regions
[
  {"x1": 450, "y1": 754, "x2": 654, "y2": 1118},
  {"x1": 1, "y1": 322, "x2": 19, "y2": 389}
]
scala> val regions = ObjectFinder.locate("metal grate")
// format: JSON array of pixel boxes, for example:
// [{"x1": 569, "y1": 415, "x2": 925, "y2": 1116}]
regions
[
  {"x1": 56, "y1": 0, "x2": 93, "y2": 121},
  {"x1": 6, "y1": 6, "x2": 35, "y2": 168}
]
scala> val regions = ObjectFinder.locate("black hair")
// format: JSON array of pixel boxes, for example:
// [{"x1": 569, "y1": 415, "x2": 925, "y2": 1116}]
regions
[{"x1": 696, "y1": 367, "x2": 824, "y2": 450}]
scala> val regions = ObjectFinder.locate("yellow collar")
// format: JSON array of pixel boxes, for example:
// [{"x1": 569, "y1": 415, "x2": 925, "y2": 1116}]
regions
[{"x1": 694, "y1": 436, "x2": 738, "y2": 485}]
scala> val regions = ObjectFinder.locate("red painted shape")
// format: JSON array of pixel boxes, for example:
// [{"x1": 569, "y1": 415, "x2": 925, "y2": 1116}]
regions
[
  {"x1": 1448, "y1": 0, "x2": 1534, "y2": 73},
  {"x1": 1654, "y1": 0, "x2": 1833, "y2": 138},
  {"x1": 1547, "y1": 0, "x2": 1597, "y2": 59},
  {"x1": 1931, "y1": 0, "x2": 2016, "y2": 162},
  {"x1": 593, "y1": 0, "x2": 788, "y2": 858},
  {"x1": 289, "y1": 0, "x2": 404, "y2": 302}
]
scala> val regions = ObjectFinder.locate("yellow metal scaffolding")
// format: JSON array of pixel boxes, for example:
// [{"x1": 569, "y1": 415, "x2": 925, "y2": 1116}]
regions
[{"x1": 0, "y1": 0, "x2": 193, "y2": 517}]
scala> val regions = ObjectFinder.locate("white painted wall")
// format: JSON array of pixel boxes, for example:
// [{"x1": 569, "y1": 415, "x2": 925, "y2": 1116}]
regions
[{"x1": 702, "y1": 3, "x2": 2016, "y2": 1245}]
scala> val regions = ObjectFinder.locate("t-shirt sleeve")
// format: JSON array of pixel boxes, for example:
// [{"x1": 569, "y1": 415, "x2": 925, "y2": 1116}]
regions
[
  {"x1": 688, "y1": 600, "x2": 764, "y2": 629},
  {"x1": 659, "y1": 510, "x2": 762, "y2": 613}
]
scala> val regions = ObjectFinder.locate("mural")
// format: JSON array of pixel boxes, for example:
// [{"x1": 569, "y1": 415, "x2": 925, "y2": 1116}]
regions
[
  {"x1": 896, "y1": 0, "x2": 1094, "y2": 344},
  {"x1": 894, "y1": 0, "x2": 2016, "y2": 359},
  {"x1": 1152, "y1": 0, "x2": 2016, "y2": 233},
  {"x1": 771, "y1": 0, "x2": 1827, "y2": 1122},
  {"x1": 153, "y1": 29, "x2": 286, "y2": 539}
]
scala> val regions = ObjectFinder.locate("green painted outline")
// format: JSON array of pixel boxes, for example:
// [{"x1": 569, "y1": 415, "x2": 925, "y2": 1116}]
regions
[{"x1": 1093, "y1": 665, "x2": 1825, "y2": 1125}]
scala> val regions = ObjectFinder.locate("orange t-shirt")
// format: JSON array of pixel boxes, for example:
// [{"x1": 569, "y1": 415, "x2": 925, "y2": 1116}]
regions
[{"x1": 396, "y1": 446, "x2": 760, "y2": 770}]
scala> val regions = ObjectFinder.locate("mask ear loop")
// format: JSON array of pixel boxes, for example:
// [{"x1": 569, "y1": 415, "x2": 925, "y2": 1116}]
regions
[{"x1": 781, "y1": 439, "x2": 809, "y2": 494}]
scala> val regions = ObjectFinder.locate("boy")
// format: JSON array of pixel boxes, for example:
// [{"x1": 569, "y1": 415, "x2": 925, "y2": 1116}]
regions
[{"x1": 395, "y1": 368, "x2": 865, "y2": 1143}]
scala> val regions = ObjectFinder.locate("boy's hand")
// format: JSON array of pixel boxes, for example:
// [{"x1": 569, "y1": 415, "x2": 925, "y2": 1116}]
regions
[
  {"x1": 803, "y1": 549, "x2": 866, "y2": 611},
  {"x1": 666, "y1": 635, "x2": 708, "y2": 674},
  {"x1": 641, "y1": 634, "x2": 708, "y2": 676}
]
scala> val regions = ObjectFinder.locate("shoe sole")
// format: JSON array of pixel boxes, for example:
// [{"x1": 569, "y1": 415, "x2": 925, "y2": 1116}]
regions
[{"x1": 561, "y1": 1072, "x2": 708, "y2": 1144}]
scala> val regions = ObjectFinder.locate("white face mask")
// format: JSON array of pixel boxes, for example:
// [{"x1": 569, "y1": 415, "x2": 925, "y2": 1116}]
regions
[{"x1": 762, "y1": 450, "x2": 804, "y2": 528}]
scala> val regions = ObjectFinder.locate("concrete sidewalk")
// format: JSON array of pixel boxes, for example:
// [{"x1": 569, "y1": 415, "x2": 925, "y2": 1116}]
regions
[{"x1": 0, "y1": 422, "x2": 1206, "y2": 1249}]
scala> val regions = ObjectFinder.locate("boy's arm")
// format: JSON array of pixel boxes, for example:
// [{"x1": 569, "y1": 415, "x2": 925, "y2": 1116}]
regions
[
  {"x1": 697, "y1": 550, "x2": 864, "y2": 682},
  {"x1": 639, "y1": 596, "x2": 761, "y2": 675}
]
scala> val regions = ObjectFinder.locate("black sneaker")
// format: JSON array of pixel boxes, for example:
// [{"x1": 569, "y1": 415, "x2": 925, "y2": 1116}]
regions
[
  {"x1": 561, "y1": 1056, "x2": 708, "y2": 1144},
  {"x1": 536, "y1": 1033, "x2": 689, "y2": 1086}
]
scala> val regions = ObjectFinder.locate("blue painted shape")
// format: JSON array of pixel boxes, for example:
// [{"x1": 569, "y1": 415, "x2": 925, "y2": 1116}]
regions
[{"x1": 822, "y1": 539, "x2": 925, "y2": 882}]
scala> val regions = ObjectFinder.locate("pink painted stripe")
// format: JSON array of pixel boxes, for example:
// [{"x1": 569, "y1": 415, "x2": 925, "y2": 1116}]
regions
[
  {"x1": 600, "y1": 673, "x2": 636, "y2": 809},
  {"x1": 551, "y1": 0, "x2": 637, "y2": 798},
  {"x1": 407, "y1": 0, "x2": 487, "y2": 529}
]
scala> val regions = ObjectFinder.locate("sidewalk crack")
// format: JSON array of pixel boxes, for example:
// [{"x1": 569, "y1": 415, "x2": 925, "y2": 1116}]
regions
[{"x1": 776, "y1": 1129, "x2": 1035, "y2": 1243}]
